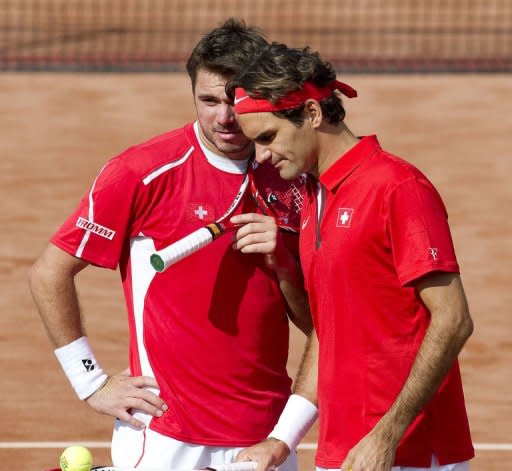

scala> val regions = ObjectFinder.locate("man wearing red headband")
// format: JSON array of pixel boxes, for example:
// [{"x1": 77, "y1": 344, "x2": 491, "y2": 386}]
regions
[{"x1": 227, "y1": 44, "x2": 474, "y2": 471}]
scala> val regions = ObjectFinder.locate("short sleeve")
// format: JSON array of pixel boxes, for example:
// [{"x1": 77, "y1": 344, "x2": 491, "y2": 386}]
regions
[
  {"x1": 51, "y1": 158, "x2": 139, "y2": 269},
  {"x1": 387, "y1": 177, "x2": 459, "y2": 286}
]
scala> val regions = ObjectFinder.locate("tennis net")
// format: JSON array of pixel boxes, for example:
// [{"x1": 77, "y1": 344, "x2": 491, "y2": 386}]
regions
[{"x1": 1, "y1": 0, "x2": 511, "y2": 72}]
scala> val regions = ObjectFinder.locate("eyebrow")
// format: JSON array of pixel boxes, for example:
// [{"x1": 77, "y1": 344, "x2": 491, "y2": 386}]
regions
[
  {"x1": 197, "y1": 93, "x2": 233, "y2": 105},
  {"x1": 197, "y1": 93, "x2": 218, "y2": 100}
]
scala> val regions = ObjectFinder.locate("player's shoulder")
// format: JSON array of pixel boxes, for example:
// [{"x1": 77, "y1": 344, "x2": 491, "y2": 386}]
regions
[
  {"x1": 373, "y1": 145, "x2": 433, "y2": 189},
  {"x1": 108, "y1": 122, "x2": 198, "y2": 179}
]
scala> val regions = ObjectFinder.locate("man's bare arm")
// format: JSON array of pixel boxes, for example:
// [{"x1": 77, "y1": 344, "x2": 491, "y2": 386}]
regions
[
  {"x1": 29, "y1": 244, "x2": 88, "y2": 347},
  {"x1": 28, "y1": 244, "x2": 167, "y2": 427},
  {"x1": 341, "y1": 272, "x2": 473, "y2": 471}
]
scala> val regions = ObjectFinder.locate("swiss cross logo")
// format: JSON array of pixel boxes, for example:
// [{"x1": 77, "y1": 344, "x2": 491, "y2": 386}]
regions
[
  {"x1": 187, "y1": 203, "x2": 214, "y2": 222},
  {"x1": 194, "y1": 205, "x2": 209, "y2": 220},
  {"x1": 336, "y1": 208, "x2": 354, "y2": 228}
]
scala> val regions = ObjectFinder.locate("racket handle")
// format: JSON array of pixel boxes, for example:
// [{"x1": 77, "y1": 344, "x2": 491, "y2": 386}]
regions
[
  {"x1": 82, "y1": 462, "x2": 258, "y2": 471},
  {"x1": 151, "y1": 226, "x2": 215, "y2": 272},
  {"x1": 212, "y1": 463, "x2": 258, "y2": 471}
]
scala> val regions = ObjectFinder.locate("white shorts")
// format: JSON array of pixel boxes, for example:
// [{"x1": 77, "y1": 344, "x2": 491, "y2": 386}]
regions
[
  {"x1": 317, "y1": 455, "x2": 470, "y2": 471},
  {"x1": 111, "y1": 418, "x2": 298, "y2": 471}
]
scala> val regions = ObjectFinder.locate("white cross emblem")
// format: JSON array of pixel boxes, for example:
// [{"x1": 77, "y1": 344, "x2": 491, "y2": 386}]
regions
[
  {"x1": 336, "y1": 208, "x2": 354, "y2": 228},
  {"x1": 194, "y1": 205, "x2": 208, "y2": 220}
]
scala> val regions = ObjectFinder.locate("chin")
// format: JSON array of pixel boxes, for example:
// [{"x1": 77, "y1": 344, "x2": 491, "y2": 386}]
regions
[
  {"x1": 279, "y1": 166, "x2": 301, "y2": 181},
  {"x1": 217, "y1": 141, "x2": 251, "y2": 156}
]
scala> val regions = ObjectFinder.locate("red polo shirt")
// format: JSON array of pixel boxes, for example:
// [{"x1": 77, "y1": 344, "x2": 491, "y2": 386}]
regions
[{"x1": 300, "y1": 136, "x2": 473, "y2": 467}]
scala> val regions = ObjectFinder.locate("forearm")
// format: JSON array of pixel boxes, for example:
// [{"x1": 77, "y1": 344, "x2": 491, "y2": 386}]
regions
[
  {"x1": 292, "y1": 329, "x2": 319, "y2": 404},
  {"x1": 273, "y1": 256, "x2": 313, "y2": 336},
  {"x1": 29, "y1": 245, "x2": 166, "y2": 423},
  {"x1": 29, "y1": 249, "x2": 85, "y2": 347},
  {"x1": 28, "y1": 245, "x2": 109, "y2": 399},
  {"x1": 382, "y1": 314, "x2": 472, "y2": 439},
  {"x1": 375, "y1": 274, "x2": 473, "y2": 442},
  {"x1": 268, "y1": 329, "x2": 319, "y2": 451}
]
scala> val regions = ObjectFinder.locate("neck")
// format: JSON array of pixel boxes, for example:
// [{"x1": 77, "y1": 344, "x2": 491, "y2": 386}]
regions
[{"x1": 313, "y1": 122, "x2": 359, "y2": 177}]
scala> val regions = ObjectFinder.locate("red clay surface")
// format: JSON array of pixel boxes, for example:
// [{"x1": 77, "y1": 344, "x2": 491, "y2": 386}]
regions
[{"x1": 1, "y1": 73, "x2": 511, "y2": 470}]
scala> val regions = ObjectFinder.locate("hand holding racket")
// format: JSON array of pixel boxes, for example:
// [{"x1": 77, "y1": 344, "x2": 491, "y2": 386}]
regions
[
  {"x1": 150, "y1": 161, "x2": 306, "y2": 273},
  {"x1": 230, "y1": 212, "x2": 281, "y2": 256}
]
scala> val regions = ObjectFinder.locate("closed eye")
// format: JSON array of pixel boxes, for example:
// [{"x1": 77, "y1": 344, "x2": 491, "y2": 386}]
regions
[{"x1": 254, "y1": 132, "x2": 275, "y2": 145}]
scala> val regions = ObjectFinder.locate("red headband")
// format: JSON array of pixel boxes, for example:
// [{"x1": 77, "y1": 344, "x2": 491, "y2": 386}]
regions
[{"x1": 234, "y1": 80, "x2": 357, "y2": 114}]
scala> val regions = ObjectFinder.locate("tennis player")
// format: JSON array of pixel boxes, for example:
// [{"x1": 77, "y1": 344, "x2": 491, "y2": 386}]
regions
[
  {"x1": 227, "y1": 43, "x2": 474, "y2": 471},
  {"x1": 29, "y1": 21, "x2": 311, "y2": 471}
]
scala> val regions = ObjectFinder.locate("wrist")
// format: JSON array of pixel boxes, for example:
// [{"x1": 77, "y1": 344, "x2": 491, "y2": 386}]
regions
[
  {"x1": 268, "y1": 394, "x2": 318, "y2": 451},
  {"x1": 373, "y1": 412, "x2": 408, "y2": 446},
  {"x1": 54, "y1": 336, "x2": 108, "y2": 400}
]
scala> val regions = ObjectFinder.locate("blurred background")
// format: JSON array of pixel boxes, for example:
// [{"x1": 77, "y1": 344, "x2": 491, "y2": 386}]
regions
[{"x1": 1, "y1": 0, "x2": 511, "y2": 73}]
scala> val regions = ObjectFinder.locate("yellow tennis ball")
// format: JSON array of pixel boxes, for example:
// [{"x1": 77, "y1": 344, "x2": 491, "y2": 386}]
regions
[{"x1": 59, "y1": 445, "x2": 93, "y2": 471}]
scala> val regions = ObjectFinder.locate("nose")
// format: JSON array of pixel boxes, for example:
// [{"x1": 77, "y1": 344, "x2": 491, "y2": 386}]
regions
[
  {"x1": 217, "y1": 103, "x2": 236, "y2": 126},
  {"x1": 255, "y1": 144, "x2": 271, "y2": 163}
]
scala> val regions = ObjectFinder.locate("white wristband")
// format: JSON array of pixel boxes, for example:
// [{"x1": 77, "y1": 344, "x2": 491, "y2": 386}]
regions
[
  {"x1": 54, "y1": 336, "x2": 108, "y2": 400},
  {"x1": 268, "y1": 394, "x2": 318, "y2": 451}
]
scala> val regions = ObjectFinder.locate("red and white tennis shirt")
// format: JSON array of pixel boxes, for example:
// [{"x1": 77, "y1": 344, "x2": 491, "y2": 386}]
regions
[
  {"x1": 52, "y1": 122, "x2": 293, "y2": 446},
  {"x1": 300, "y1": 136, "x2": 474, "y2": 467}
]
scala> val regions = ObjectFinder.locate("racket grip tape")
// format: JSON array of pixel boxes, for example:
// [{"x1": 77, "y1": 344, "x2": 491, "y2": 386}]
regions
[
  {"x1": 78, "y1": 461, "x2": 258, "y2": 471},
  {"x1": 209, "y1": 463, "x2": 258, "y2": 471},
  {"x1": 150, "y1": 227, "x2": 215, "y2": 272}
]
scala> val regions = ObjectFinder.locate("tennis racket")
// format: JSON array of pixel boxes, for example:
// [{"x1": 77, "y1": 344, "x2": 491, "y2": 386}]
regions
[
  {"x1": 45, "y1": 461, "x2": 258, "y2": 471},
  {"x1": 150, "y1": 160, "x2": 306, "y2": 273}
]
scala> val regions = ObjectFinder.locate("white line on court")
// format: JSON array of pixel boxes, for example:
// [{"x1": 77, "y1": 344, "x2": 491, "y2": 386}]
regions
[{"x1": 0, "y1": 442, "x2": 511, "y2": 451}]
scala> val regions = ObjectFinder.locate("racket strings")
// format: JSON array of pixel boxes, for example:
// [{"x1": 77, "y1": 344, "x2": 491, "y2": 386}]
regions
[
  {"x1": 290, "y1": 183, "x2": 305, "y2": 214},
  {"x1": 251, "y1": 163, "x2": 307, "y2": 232}
]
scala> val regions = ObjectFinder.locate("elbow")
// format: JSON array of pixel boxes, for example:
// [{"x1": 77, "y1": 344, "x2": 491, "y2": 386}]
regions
[
  {"x1": 28, "y1": 250, "x2": 60, "y2": 296},
  {"x1": 28, "y1": 256, "x2": 47, "y2": 297},
  {"x1": 292, "y1": 308, "x2": 314, "y2": 336},
  {"x1": 289, "y1": 314, "x2": 313, "y2": 337},
  {"x1": 460, "y1": 310, "x2": 474, "y2": 343},
  {"x1": 298, "y1": 315, "x2": 314, "y2": 336},
  {"x1": 28, "y1": 258, "x2": 40, "y2": 290},
  {"x1": 451, "y1": 305, "x2": 473, "y2": 348},
  {"x1": 434, "y1": 306, "x2": 474, "y2": 350}
]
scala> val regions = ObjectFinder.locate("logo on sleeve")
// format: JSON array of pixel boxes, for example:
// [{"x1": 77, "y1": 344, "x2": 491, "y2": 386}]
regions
[
  {"x1": 336, "y1": 208, "x2": 354, "y2": 228},
  {"x1": 429, "y1": 247, "x2": 439, "y2": 260},
  {"x1": 76, "y1": 217, "x2": 116, "y2": 240}
]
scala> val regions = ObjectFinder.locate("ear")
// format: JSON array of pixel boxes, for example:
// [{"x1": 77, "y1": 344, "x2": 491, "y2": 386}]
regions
[{"x1": 304, "y1": 99, "x2": 323, "y2": 128}]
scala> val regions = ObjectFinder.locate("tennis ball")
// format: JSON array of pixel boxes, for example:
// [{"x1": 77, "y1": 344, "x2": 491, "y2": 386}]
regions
[{"x1": 59, "y1": 445, "x2": 93, "y2": 471}]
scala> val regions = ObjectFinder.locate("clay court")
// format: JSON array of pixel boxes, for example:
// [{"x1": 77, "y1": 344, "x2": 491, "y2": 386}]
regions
[
  {"x1": 1, "y1": 2, "x2": 512, "y2": 470},
  {"x1": 1, "y1": 71, "x2": 510, "y2": 471}
]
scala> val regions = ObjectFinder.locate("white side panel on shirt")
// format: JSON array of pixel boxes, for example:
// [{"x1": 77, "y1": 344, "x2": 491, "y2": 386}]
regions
[{"x1": 129, "y1": 235, "x2": 159, "y2": 425}]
